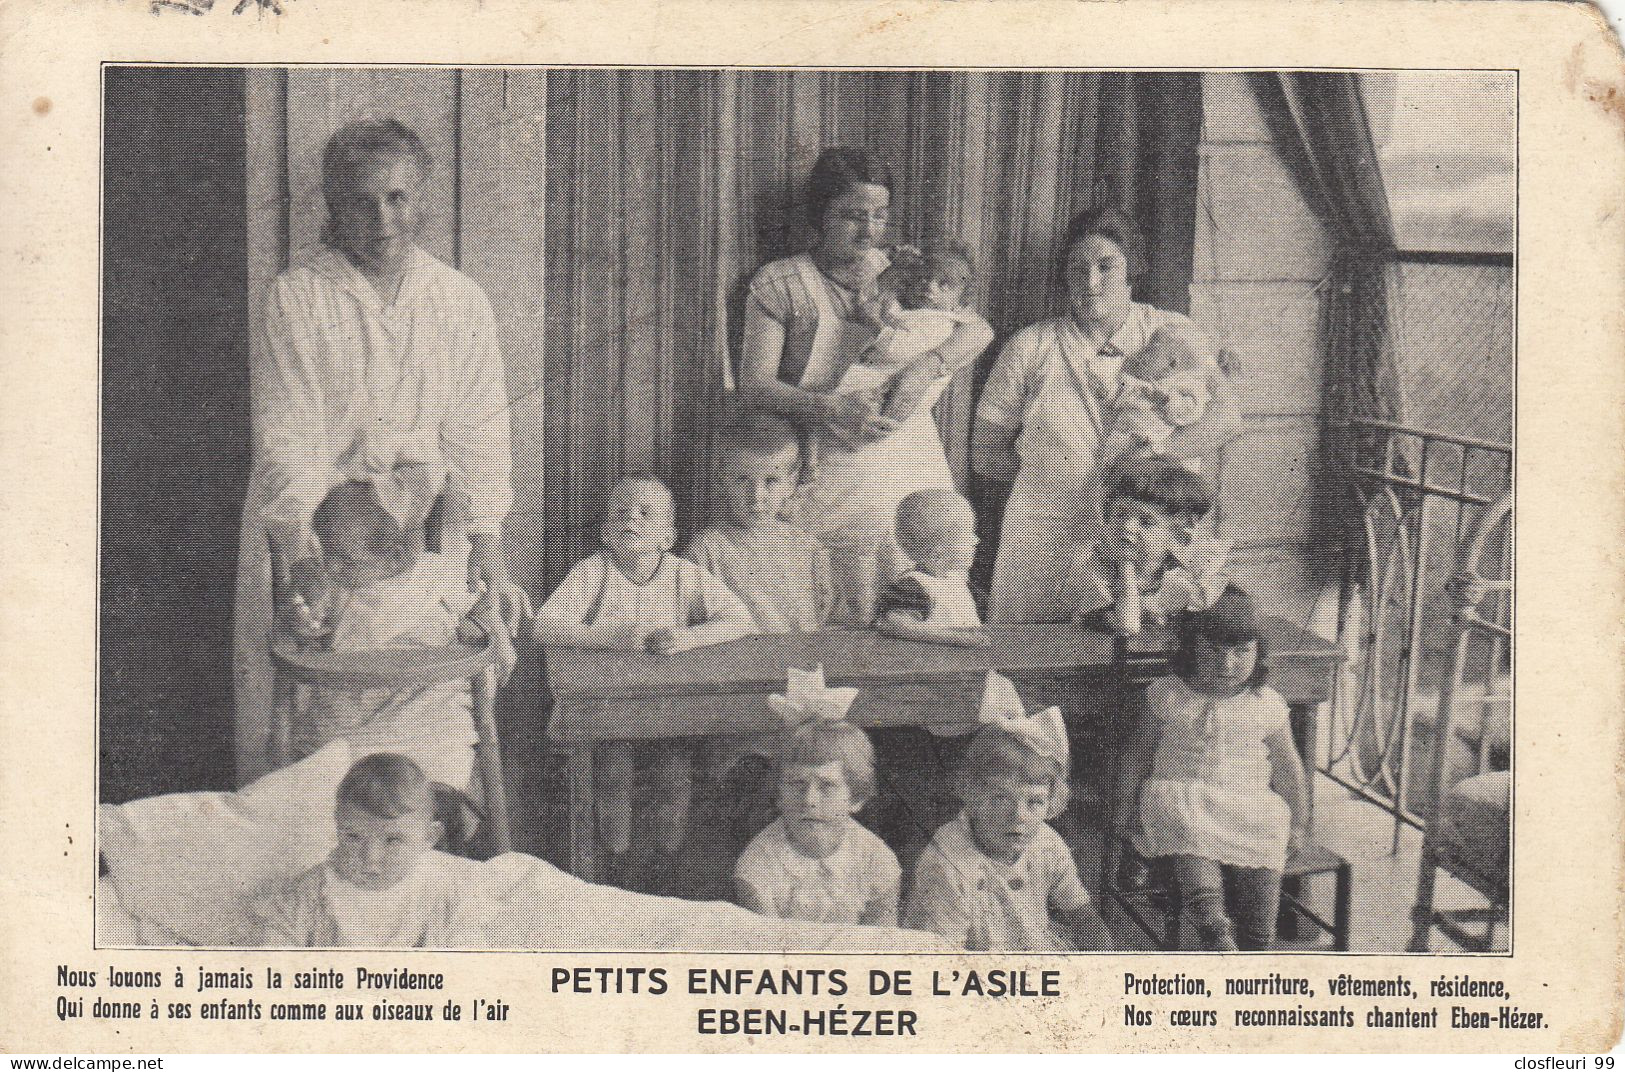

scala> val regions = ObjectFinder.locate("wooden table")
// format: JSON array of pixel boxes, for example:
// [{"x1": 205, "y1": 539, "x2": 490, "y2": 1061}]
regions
[{"x1": 542, "y1": 619, "x2": 1337, "y2": 880}]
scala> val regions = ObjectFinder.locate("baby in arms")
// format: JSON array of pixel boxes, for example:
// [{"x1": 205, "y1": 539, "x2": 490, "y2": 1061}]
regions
[
  {"x1": 1104, "y1": 323, "x2": 1229, "y2": 470},
  {"x1": 838, "y1": 239, "x2": 983, "y2": 425}
]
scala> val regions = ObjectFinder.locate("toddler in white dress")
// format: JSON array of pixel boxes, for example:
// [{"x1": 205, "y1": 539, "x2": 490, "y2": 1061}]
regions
[
  {"x1": 1115, "y1": 586, "x2": 1310, "y2": 950},
  {"x1": 734, "y1": 667, "x2": 901, "y2": 926}
]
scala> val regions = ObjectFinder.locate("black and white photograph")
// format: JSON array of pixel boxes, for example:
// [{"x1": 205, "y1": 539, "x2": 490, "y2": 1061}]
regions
[{"x1": 96, "y1": 65, "x2": 1516, "y2": 957}]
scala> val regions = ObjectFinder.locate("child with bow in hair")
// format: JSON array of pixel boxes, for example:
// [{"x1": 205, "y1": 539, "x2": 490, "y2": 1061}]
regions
[
  {"x1": 733, "y1": 667, "x2": 902, "y2": 926},
  {"x1": 734, "y1": 665, "x2": 903, "y2": 922},
  {"x1": 905, "y1": 673, "x2": 1114, "y2": 951}
]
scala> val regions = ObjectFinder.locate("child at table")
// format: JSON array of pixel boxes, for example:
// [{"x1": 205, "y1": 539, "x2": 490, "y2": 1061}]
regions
[
  {"x1": 1067, "y1": 453, "x2": 1232, "y2": 636},
  {"x1": 875, "y1": 488, "x2": 988, "y2": 647},
  {"x1": 1114, "y1": 587, "x2": 1309, "y2": 950},
  {"x1": 285, "y1": 476, "x2": 516, "y2": 790},
  {"x1": 534, "y1": 474, "x2": 757, "y2": 888},
  {"x1": 904, "y1": 672, "x2": 1113, "y2": 951},
  {"x1": 733, "y1": 667, "x2": 901, "y2": 926},
  {"x1": 685, "y1": 409, "x2": 831, "y2": 634},
  {"x1": 255, "y1": 753, "x2": 485, "y2": 947}
]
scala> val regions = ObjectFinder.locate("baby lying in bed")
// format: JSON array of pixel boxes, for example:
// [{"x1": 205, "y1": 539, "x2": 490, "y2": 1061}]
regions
[
  {"x1": 256, "y1": 753, "x2": 485, "y2": 947},
  {"x1": 285, "y1": 477, "x2": 516, "y2": 790}
]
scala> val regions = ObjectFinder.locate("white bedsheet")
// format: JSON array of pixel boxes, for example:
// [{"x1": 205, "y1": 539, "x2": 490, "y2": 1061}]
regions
[{"x1": 98, "y1": 743, "x2": 947, "y2": 952}]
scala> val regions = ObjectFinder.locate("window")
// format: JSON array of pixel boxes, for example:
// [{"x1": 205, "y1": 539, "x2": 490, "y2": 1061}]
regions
[{"x1": 1365, "y1": 70, "x2": 1515, "y2": 256}]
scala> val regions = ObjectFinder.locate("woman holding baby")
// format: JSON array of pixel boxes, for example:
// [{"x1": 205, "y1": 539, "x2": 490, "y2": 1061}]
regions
[
  {"x1": 738, "y1": 147, "x2": 995, "y2": 625},
  {"x1": 971, "y1": 205, "x2": 1245, "y2": 624}
]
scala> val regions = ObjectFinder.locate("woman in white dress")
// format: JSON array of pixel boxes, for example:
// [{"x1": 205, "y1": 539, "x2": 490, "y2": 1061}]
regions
[
  {"x1": 232, "y1": 119, "x2": 530, "y2": 785},
  {"x1": 738, "y1": 148, "x2": 994, "y2": 625},
  {"x1": 972, "y1": 206, "x2": 1244, "y2": 623}
]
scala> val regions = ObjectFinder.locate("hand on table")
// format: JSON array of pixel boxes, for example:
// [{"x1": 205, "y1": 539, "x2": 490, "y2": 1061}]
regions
[
  {"x1": 946, "y1": 626, "x2": 994, "y2": 649},
  {"x1": 645, "y1": 627, "x2": 700, "y2": 655}
]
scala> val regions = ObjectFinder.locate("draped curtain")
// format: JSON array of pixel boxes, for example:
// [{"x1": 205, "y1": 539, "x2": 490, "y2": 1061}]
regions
[
  {"x1": 1248, "y1": 73, "x2": 1404, "y2": 564},
  {"x1": 540, "y1": 71, "x2": 1203, "y2": 591}
]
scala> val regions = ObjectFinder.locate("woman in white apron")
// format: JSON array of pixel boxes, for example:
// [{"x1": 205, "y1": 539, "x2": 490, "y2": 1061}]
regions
[
  {"x1": 738, "y1": 148, "x2": 994, "y2": 624},
  {"x1": 973, "y1": 206, "x2": 1243, "y2": 623},
  {"x1": 233, "y1": 119, "x2": 527, "y2": 786}
]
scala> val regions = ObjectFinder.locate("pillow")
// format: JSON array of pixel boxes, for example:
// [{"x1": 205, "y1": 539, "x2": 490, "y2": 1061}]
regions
[{"x1": 98, "y1": 741, "x2": 353, "y2": 946}]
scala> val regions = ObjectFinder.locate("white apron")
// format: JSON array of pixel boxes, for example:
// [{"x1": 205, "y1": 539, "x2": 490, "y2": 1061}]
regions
[
  {"x1": 988, "y1": 319, "x2": 1122, "y2": 623},
  {"x1": 787, "y1": 256, "x2": 957, "y2": 625}
]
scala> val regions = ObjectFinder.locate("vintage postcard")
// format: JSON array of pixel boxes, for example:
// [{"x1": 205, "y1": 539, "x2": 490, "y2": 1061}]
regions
[{"x1": 1, "y1": 0, "x2": 1622, "y2": 1055}]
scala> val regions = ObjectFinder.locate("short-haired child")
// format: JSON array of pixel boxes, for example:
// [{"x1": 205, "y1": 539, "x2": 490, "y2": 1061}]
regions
[
  {"x1": 1115, "y1": 587, "x2": 1309, "y2": 950},
  {"x1": 904, "y1": 674, "x2": 1113, "y2": 951},
  {"x1": 534, "y1": 475, "x2": 757, "y2": 886},
  {"x1": 1068, "y1": 453, "x2": 1232, "y2": 636},
  {"x1": 875, "y1": 488, "x2": 988, "y2": 647},
  {"x1": 255, "y1": 753, "x2": 484, "y2": 947},
  {"x1": 288, "y1": 478, "x2": 516, "y2": 789},
  {"x1": 733, "y1": 668, "x2": 901, "y2": 925},
  {"x1": 838, "y1": 239, "x2": 982, "y2": 424},
  {"x1": 685, "y1": 409, "x2": 832, "y2": 634}
]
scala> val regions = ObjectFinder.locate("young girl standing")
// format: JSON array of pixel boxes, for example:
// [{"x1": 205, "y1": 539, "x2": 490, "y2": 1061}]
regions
[{"x1": 1116, "y1": 586, "x2": 1310, "y2": 950}]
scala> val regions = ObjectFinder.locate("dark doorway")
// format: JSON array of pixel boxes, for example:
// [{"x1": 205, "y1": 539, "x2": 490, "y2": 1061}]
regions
[{"x1": 101, "y1": 66, "x2": 250, "y2": 802}]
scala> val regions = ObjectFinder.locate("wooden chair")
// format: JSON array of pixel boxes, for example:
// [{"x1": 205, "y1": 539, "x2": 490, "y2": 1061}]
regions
[
  {"x1": 267, "y1": 507, "x2": 513, "y2": 858},
  {"x1": 1407, "y1": 493, "x2": 1511, "y2": 952},
  {"x1": 1112, "y1": 841, "x2": 1353, "y2": 951}
]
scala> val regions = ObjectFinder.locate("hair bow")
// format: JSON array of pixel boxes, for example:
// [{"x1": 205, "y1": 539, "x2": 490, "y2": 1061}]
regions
[
  {"x1": 769, "y1": 665, "x2": 859, "y2": 728},
  {"x1": 337, "y1": 434, "x2": 447, "y2": 531},
  {"x1": 978, "y1": 671, "x2": 1069, "y2": 768},
  {"x1": 365, "y1": 463, "x2": 446, "y2": 532}
]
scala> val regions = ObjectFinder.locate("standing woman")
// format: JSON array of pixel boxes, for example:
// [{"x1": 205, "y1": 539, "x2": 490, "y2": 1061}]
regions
[
  {"x1": 232, "y1": 119, "x2": 530, "y2": 785},
  {"x1": 972, "y1": 206, "x2": 1243, "y2": 624},
  {"x1": 738, "y1": 148, "x2": 994, "y2": 624}
]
